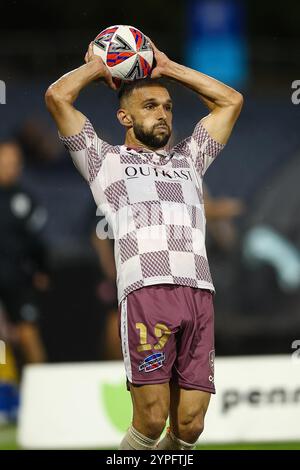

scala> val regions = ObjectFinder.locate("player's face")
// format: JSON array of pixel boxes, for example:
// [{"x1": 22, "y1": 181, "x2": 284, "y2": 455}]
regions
[
  {"x1": 0, "y1": 144, "x2": 23, "y2": 186},
  {"x1": 129, "y1": 86, "x2": 173, "y2": 149}
]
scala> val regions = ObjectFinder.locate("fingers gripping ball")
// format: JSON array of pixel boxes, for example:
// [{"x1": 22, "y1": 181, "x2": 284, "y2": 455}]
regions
[{"x1": 93, "y1": 25, "x2": 154, "y2": 83}]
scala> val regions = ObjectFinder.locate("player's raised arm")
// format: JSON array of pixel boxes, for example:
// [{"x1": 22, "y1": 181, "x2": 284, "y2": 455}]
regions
[
  {"x1": 45, "y1": 42, "x2": 117, "y2": 136},
  {"x1": 150, "y1": 41, "x2": 243, "y2": 145}
]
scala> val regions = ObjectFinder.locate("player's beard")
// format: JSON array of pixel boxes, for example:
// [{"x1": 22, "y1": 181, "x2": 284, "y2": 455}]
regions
[{"x1": 133, "y1": 120, "x2": 171, "y2": 150}]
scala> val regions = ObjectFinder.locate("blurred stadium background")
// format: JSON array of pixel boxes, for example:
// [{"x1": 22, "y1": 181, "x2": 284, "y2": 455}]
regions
[{"x1": 0, "y1": 0, "x2": 300, "y2": 450}]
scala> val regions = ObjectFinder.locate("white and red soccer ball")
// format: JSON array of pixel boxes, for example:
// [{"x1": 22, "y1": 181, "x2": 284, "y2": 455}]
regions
[{"x1": 93, "y1": 25, "x2": 154, "y2": 81}]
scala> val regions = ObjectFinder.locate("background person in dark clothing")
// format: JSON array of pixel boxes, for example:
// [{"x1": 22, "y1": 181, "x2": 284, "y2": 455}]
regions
[{"x1": 0, "y1": 140, "x2": 48, "y2": 366}]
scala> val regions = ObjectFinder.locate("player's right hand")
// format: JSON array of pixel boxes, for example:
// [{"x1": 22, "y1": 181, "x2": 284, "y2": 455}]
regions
[{"x1": 84, "y1": 42, "x2": 117, "y2": 90}]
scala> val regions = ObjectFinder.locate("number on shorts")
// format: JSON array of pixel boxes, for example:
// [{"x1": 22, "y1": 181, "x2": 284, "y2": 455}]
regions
[
  {"x1": 136, "y1": 323, "x2": 152, "y2": 352},
  {"x1": 135, "y1": 322, "x2": 171, "y2": 352},
  {"x1": 153, "y1": 323, "x2": 172, "y2": 350}
]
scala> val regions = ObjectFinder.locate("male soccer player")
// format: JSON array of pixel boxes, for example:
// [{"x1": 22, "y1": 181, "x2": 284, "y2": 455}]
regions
[{"x1": 45, "y1": 39, "x2": 243, "y2": 450}]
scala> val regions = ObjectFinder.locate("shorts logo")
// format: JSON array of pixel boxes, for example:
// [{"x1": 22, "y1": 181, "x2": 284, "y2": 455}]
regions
[
  {"x1": 209, "y1": 349, "x2": 215, "y2": 372},
  {"x1": 209, "y1": 349, "x2": 215, "y2": 383},
  {"x1": 139, "y1": 352, "x2": 165, "y2": 373}
]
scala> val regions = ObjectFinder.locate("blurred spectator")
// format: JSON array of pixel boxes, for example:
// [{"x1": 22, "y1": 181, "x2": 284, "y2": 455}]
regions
[
  {"x1": 91, "y1": 218, "x2": 121, "y2": 361},
  {"x1": 203, "y1": 184, "x2": 245, "y2": 317},
  {"x1": 204, "y1": 184, "x2": 245, "y2": 251},
  {"x1": 16, "y1": 117, "x2": 62, "y2": 165},
  {"x1": 0, "y1": 140, "x2": 49, "y2": 368}
]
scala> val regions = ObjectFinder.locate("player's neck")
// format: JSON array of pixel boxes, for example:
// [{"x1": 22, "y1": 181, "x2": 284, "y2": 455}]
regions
[{"x1": 124, "y1": 136, "x2": 165, "y2": 153}]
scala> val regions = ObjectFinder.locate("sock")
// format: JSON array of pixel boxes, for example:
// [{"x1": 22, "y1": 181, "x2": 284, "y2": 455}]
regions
[
  {"x1": 157, "y1": 428, "x2": 197, "y2": 450},
  {"x1": 119, "y1": 425, "x2": 160, "y2": 450}
]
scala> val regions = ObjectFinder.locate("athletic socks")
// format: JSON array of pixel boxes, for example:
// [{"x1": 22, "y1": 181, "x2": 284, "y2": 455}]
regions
[
  {"x1": 119, "y1": 425, "x2": 197, "y2": 451},
  {"x1": 119, "y1": 425, "x2": 160, "y2": 450},
  {"x1": 157, "y1": 428, "x2": 197, "y2": 450}
]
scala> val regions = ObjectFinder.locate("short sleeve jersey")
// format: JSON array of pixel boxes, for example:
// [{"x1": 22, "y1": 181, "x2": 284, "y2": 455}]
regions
[{"x1": 60, "y1": 118, "x2": 225, "y2": 305}]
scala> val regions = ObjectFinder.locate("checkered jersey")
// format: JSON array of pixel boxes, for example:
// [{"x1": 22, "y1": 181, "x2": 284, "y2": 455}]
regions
[{"x1": 59, "y1": 117, "x2": 225, "y2": 304}]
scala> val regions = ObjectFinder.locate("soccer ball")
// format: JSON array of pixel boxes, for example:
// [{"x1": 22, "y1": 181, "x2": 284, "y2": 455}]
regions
[{"x1": 93, "y1": 25, "x2": 154, "y2": 81}]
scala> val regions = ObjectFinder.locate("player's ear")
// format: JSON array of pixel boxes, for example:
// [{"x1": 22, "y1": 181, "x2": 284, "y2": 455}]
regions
[{"x1": 117, "y1": 108, "x2": 133, "y2": 128}]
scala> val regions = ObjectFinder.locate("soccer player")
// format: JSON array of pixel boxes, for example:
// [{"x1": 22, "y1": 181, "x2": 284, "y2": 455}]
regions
[{"x1": 45, "y1": 40, "x2": 243, "y2": 450}]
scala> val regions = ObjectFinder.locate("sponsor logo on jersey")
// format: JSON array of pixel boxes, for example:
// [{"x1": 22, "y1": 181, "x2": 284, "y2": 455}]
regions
[
  {"x1": 125, "y1": 165, "x2": 193, "y2": 181},
  {"x1": 139, "y1": 352, "x2": 165, "y2": 373}
]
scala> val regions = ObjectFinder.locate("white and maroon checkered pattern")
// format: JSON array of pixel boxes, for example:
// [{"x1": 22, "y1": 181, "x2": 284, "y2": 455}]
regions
[{"x1": 59, "y1": 117, "x2": 225, "y2": 304}]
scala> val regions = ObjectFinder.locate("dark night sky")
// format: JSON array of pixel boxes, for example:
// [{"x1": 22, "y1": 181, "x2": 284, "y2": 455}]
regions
[
  {"x1": 1, "y1": 0, "x2": 299, "y2": 36},
  {"x1": 1, "y1": 0, "x2": 299, "y2": 82}
]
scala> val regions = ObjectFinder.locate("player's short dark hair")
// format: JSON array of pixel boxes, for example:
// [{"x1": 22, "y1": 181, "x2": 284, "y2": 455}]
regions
[{"x1": 118, "y1": 78, "x2": 169, "y2": 105}]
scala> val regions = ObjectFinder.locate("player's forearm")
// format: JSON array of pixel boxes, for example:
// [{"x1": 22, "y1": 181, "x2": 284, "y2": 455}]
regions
[
  {"x1": 45, "y1": 47, "x2": 117, "y2": 136},
  {"x1": 45, "y1": 60, "x2": 106, "y2": 135},
  {"x1": 45, "y1": 60, "x2": 103, "y2": 106},
  {"x1": 162, "y1": 61, "x2": 242, "y2": 110}
]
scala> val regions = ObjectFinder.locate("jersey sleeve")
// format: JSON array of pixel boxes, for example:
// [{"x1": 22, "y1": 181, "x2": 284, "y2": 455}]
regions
[
  {"x1": 173, "y1": 120, "x2": 225, "y2": 177},
  {"x1": 58, "y1": 118, "x2": 113, "y2": 184}
]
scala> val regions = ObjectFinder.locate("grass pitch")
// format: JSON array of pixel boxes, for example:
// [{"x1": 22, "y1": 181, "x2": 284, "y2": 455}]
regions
[{"x1": 1, "y1": 426, "x2": 300, "y2": 450}]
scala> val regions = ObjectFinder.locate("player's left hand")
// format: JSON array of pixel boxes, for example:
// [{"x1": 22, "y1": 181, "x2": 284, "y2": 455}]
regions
[
  {"x1": 148, "y1": 39, "x2": 172, "y2": 79},
  {"x1": 84, "y1": 42, "x2": 118, "y2": 91}
]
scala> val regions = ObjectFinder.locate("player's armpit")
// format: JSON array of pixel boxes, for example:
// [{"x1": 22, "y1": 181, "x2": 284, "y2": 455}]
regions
[{"x1": 200, "y1": 94, "x2": 243, "y2": 145}]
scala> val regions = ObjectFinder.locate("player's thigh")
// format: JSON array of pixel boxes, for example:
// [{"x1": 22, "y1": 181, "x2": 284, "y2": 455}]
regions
[
  {"x1": 129, "y1": 382, "x2": 170, "y2": 417},
  {"x1": 174, "y1": 289, "x2": 215, "y2": 394},
  {"x1": 169, "y1": 381, "x2": 211, "y2": 433},
  {"x1": 129, "y1": 382, "x2": 170, "y2": 436}
]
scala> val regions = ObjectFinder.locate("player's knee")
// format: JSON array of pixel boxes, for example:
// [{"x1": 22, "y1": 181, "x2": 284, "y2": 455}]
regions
[
  {"x1": 177, "y1": 416, "x2": 205, "y2": 444},
  {"x1": 137, "y1": 403, "x2": 168, "y2": 439},
  {"x1": 143, "y1": 414, "x2": 167, "y2": 439},
  {"x1": 147, "y1": 403, "x2": 169, "y2": 437}
]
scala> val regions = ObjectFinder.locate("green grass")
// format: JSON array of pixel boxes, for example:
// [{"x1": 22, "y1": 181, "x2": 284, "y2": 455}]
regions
[
  {"x1": 197, "y1": 442, "x2": 300, "y2": 450},
  {"x1": 0, "y1": 425, "x2": 19, "y2": 450},
  {"x1": 1, "y1": 426, "x2": 300, "y2": 450}
]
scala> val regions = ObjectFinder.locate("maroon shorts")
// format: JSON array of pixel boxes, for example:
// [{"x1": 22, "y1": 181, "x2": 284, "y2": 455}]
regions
[{"x1": 118, "y1": 284, "x2": 215, "y2": 394}]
